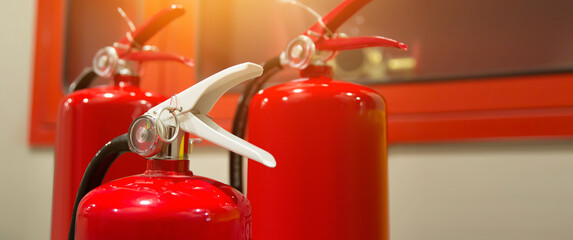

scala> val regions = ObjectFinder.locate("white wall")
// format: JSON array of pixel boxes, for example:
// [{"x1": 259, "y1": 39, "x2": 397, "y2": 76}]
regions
[
  {"x1": 389, "y1": 140, "x2": 573, "y2": 240},
  {"x1": 2, "y1": 0, "x2": 573, "y2": 239},
  {"x1": 0, "y1": 0, "x2": 53, "y2": 239}
]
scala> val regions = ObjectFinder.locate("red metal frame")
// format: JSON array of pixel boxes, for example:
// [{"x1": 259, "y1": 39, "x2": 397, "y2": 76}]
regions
[
  {"x1": 375, "y1": 73, "x2": 573, "y2": 143},
  {"x1": 29, "y1": 0, "x2": 573, "y2": 146},
  {"x1": 29, "y1": 0, "x2": 65, "y2": 145}
]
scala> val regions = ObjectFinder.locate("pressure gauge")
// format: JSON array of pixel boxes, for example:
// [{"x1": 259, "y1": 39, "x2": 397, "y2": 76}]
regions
[
  {"x1": 128, "y1": 115, "x2": 163, "y2": 157},
  {"x1": 127, "y1": 108, "x2": 180, "y2": 157}
]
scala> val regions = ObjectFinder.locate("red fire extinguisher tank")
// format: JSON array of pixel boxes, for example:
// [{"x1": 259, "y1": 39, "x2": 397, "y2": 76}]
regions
[
  {"x1": 51, "y1": 6, "x2": 190, "y2": 240},
  {"x1": 75, "y1": 159, "x2": 252, "y2": 240},
  {"x1": 52, "y1": 76, "x2": 166, "y2": 240},
  {"x1": 247, "y1": 66, "x2": 388, "y2": 239},
  {"x1": 71, "y1": 63, "x2": 273, "y2": 240},
  {"x1": 243, "y1": 1, "x2": 407, "y2": 238}
]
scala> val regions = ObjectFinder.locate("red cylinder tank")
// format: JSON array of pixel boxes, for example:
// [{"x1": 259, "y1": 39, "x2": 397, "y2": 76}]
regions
[
  {"x1": 51, "y1": 6, "x2": 191, "y2": 239},
  {"x1": 247, "y1": 66, "x2": 388, "y2": 239},
  {"x1": 75, "y1": 159, "x2": 252, "y2": 240},
  {"x1": 52, "y1": 75, "x2": 166, "y2": 240}
]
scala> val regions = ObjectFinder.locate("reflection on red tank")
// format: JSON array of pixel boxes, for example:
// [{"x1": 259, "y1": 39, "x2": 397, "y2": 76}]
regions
[{"x1": 75, "y1": 159, "x2": 252, "y2": 240}]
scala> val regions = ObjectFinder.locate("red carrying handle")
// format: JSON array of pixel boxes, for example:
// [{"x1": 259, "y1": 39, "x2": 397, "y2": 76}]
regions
[
  {"x1": 305, "y1": 0, "x2": 371, "y2": 40},
  {"x1": 114, "y1": 5, "x2": 192, "y2": 68},
  {"x1": 124, "y1": 51, "x2": 194, "y2": 68},
  {"x1": 302, "y1": 0, "x2": 408, "y2": 53},
  {"x1": 316, "y1": 36, "x2": 408, "y2": 51},
  {"x1": 86, "y1": 6, "x2": 191, "y2": 82},
  {"x1": 115, "y1": 5, "x2": 185, "y2": 56}
]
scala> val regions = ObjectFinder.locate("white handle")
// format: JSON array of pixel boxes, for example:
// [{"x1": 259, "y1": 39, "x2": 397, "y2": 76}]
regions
[
  {"x1": 147, "y1": 62, "x2": 263, "y2": 114},
  {"x1": 178, "y1": 112, "x2": 276, "y2": 167},
  {"x1": 143, "y1": 62, "x2": 275, "y2": 167}
]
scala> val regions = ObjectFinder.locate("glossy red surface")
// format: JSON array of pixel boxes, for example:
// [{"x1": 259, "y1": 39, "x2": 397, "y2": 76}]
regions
[
  {"x1": 247, "y1": 66, "x2": 389, "y2": 239},
  {"x1": 75, "y1": 159, "x2": 251, "y2": 240},
  {"x1": 51, "y1": 76, "x2": 166, "y2": 240}
]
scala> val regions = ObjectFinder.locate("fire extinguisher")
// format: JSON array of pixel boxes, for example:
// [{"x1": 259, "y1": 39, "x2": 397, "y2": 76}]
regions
[
  {"x1": 52, "y1": 5, "x2": 193, "y2": 240},
  {"x1": 229, "y1": 0, "x2": 407, "y2": 239},
  {"x1": 67, "y1": 63, "x2": 275, "y2": 240}
]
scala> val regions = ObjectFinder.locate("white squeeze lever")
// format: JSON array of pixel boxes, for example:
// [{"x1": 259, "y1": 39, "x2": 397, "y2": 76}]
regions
[{"x1": 126, "y1": 62, "x2": 276, "y2": 168}]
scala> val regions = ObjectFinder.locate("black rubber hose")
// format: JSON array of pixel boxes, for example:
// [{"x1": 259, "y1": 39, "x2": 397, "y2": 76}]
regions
[
  {"x1": 68, "y1": 67, "x2": 98, "y2": 93},
  {"x1": 229, "y1": 56, "x2": 283, "y2": 192},
  {"x1": 68, "y1": 134, "x2": 131, "y2": 240}
]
